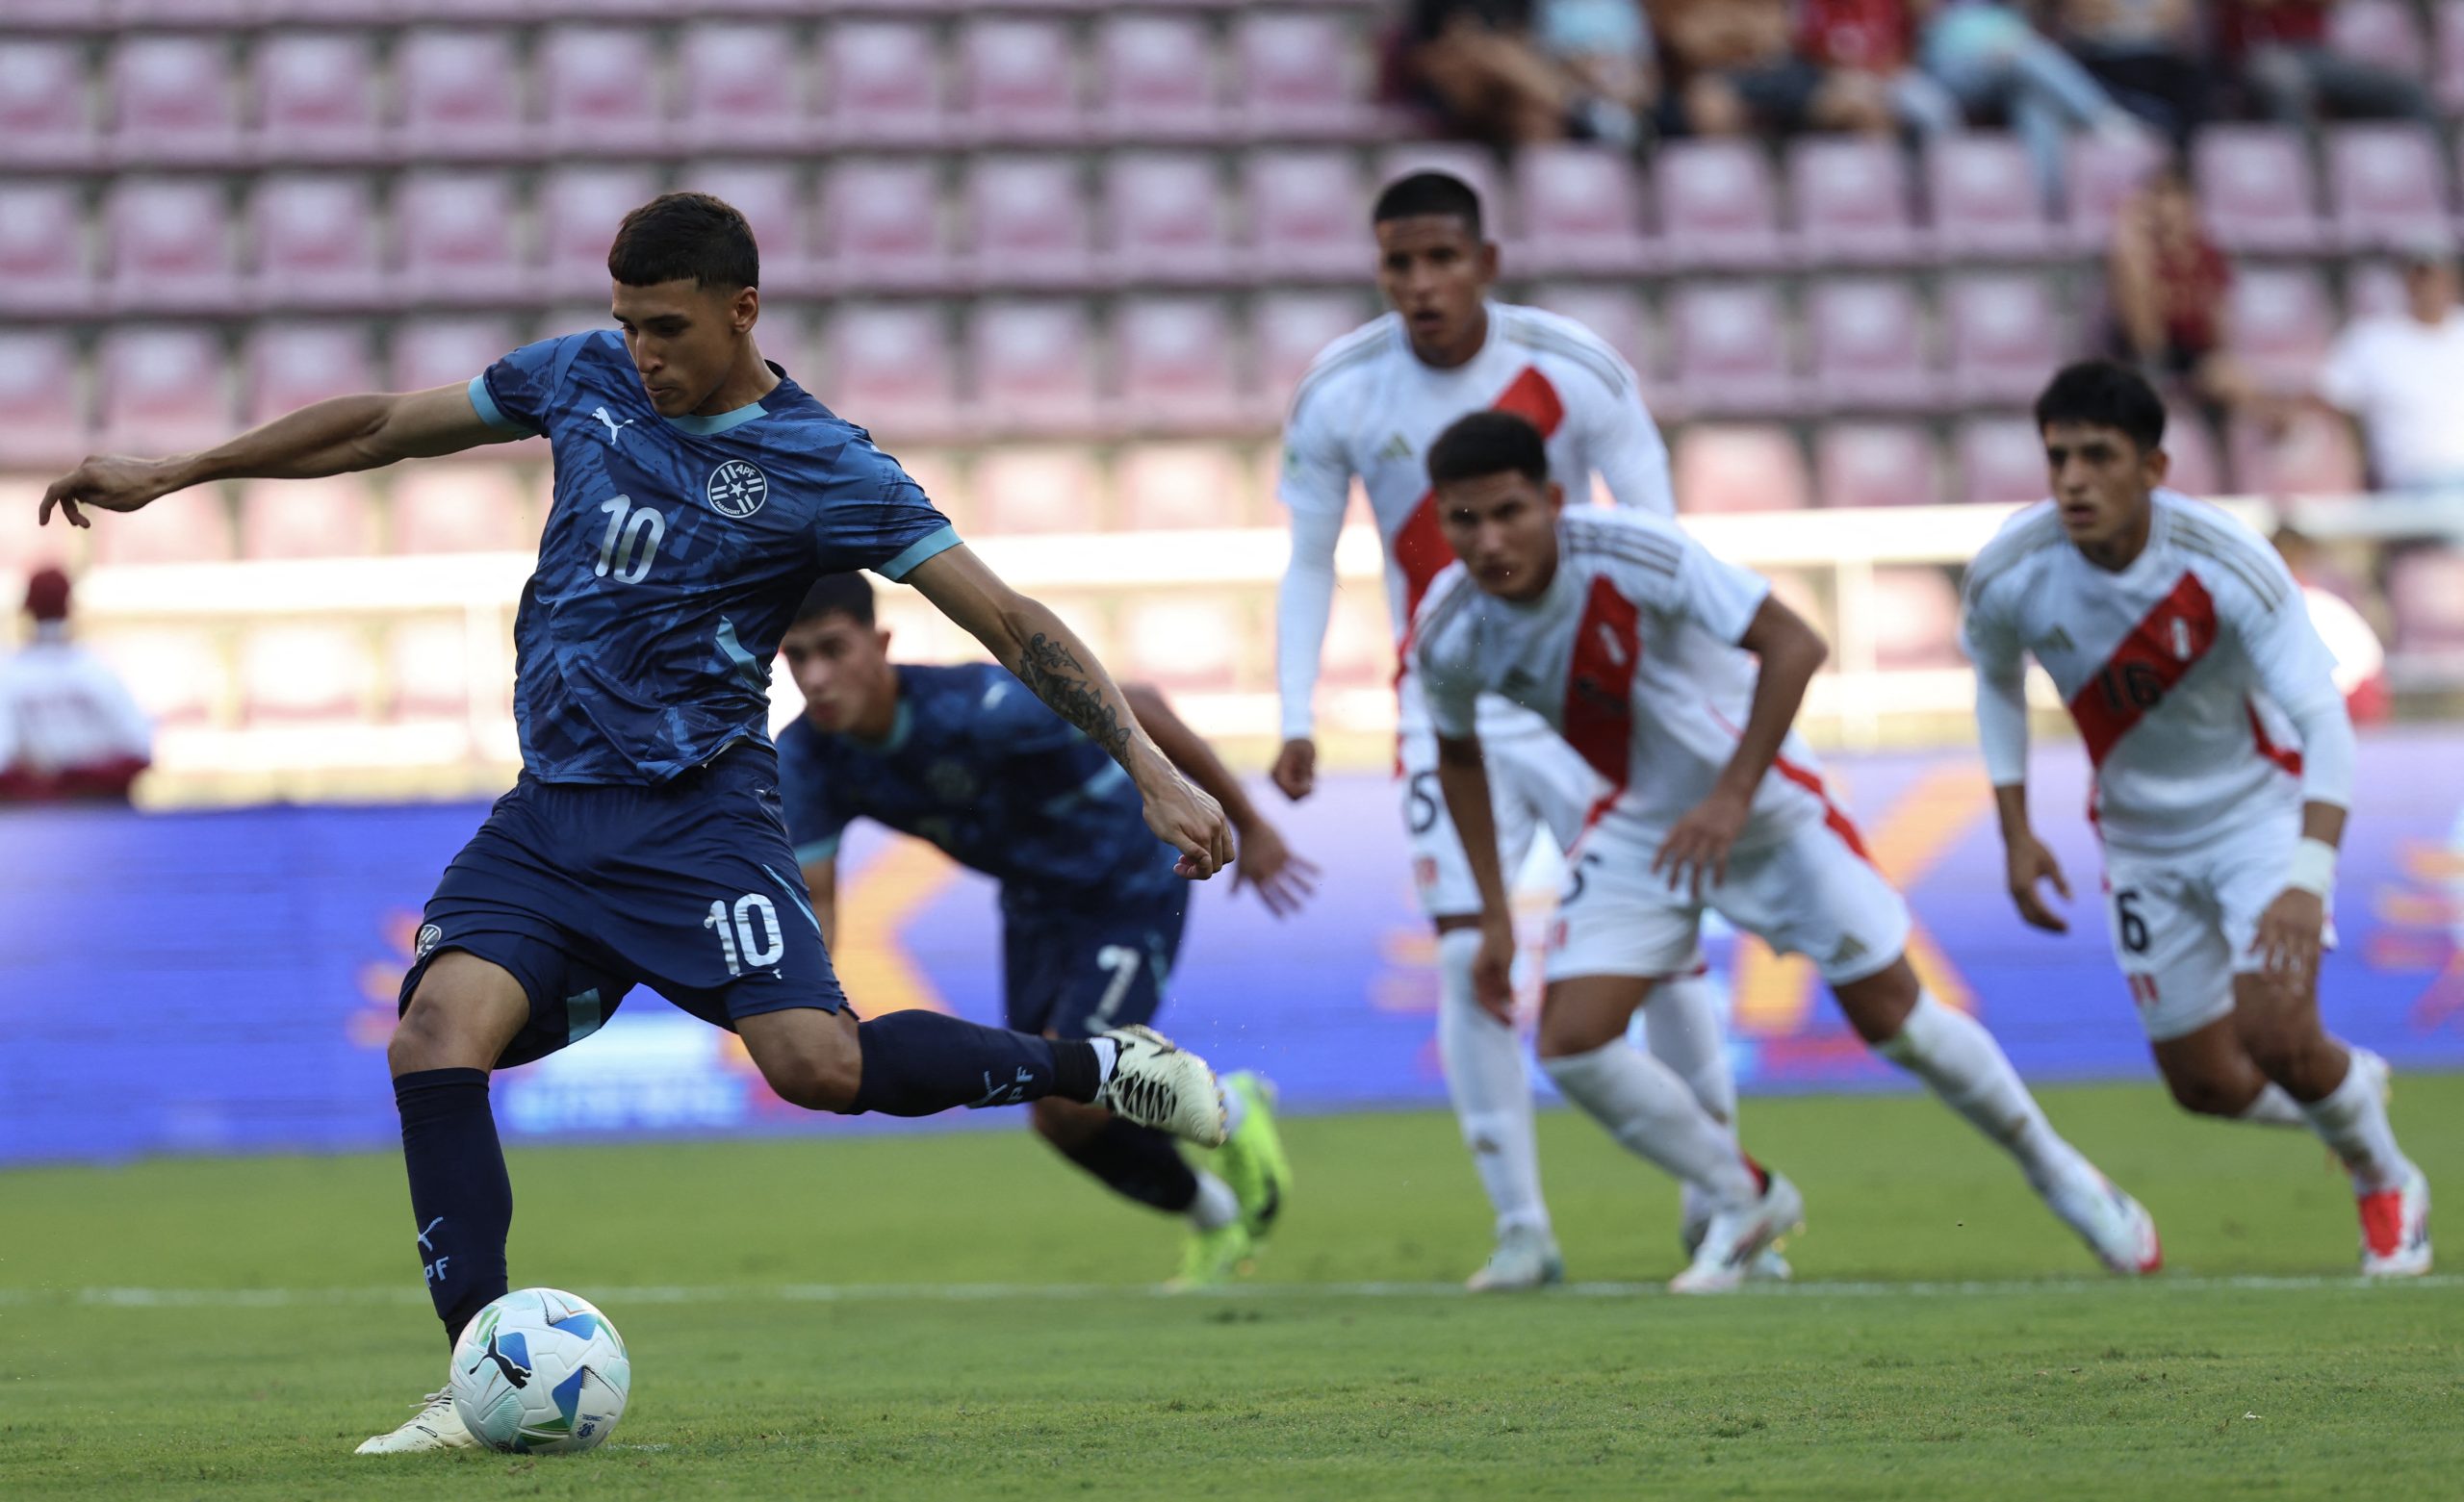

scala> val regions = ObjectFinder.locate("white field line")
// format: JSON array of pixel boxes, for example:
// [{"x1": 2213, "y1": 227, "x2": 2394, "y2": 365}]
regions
[{"x1": 0, "y1": 1273, "x2": 2455, "y2": 1310}]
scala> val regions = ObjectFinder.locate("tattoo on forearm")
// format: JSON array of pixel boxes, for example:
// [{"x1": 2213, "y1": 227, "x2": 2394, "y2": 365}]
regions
[{"x1": 1017, "y1": 632, "x2": 1133, "y2": 761}]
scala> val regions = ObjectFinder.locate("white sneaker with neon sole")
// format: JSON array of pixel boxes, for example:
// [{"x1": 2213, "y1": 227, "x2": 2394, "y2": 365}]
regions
[
  {"x1": 1671, "y1": 1172, "x2": 1805, "y2": 1295},
  {"x1": 1467, "y1": 1223, "x2": 1565, "y2": 1291},
  {"x1": 1095, "y1": 1025, "x2": 1226, "y2": 1148},
  {"x1": 353, "y1": 1387, "x2": 476, "y2": 1455},
  {"x1": 2359, "y1": 1164, "x2": 2432, "y2": 1278}
]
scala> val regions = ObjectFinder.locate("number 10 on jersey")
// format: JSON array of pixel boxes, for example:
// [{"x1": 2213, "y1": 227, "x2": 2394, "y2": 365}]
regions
[{"x1": 595, "y1": 496, "x2": 666, "y2": 583}]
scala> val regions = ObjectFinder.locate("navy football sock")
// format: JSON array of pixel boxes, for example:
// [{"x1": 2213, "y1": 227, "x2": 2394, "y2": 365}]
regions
[
  {"x1": 852, "y1": 1010, "x2": 1102, "y2": 1114},
  {"x1": 393, "y1": 1067, "x2": 512, "y2": 1347},
  {"x1": 1056, "y1": 1118, "x2": 1199, "y2": 1214}
]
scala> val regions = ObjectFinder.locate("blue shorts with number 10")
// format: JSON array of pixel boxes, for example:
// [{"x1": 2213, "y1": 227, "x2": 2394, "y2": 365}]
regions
[{"x1": 398, "y1": 745, "x2": 844, "y2": 1068}]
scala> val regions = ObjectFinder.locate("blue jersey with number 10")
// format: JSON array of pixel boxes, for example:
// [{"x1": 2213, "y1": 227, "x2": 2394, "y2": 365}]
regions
[{"x1": 471, "y1": 329, "x2": 960, "y2": 785}]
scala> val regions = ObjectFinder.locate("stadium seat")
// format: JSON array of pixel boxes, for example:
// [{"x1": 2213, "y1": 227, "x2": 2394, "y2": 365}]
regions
[
  {"x1": 87, "y1": 481, "x2": 235, "y2": 567},
  {"x1": 678, "y1": 162, "x2": 817, "y2": 296},
  {"x1": 99, "y1": 326, "x2": 232, "y2": 456},
  {"x1": 2385, "y1": 546, "x2": 2464, "y2": 653},
  {"x1": 250, "y1": 31, "x2": 379, "y2": 165},
  {"x1": 1115, "y1": 296, "x2": 1246, "y2": 432},
  {"x1": 1925, "y1": 133, "x2": 2049, "y2": 261},
  {"x1": 1654, "y1": 140, "x2": 1785, "y2": 270},
  {"x1": 248, "y1": 174, "x2": 384, "y2": 310},
  {"x1": 2329, "y1": 0, "x2": 2429, "y2": 79},
  {"x1": 2160, "y1": 410, "x2": 2225, "y2": 496},
  {"x1": 104, "y1": 177, "x2": 235, "y2": 316},
  {"x1": 958, "y1": 17, "x2": 1082, "y2": 144},
  {"x1": 816, "y1": 303, "x2": 961, "y2": 443},
  {"x1": 0, "y1": 39, "x2": 97, "y2": 169},
  {"x1": 1254, "y1": 290, "x2": 1379, "y2": 408},
  {"x1": 88, "y1": 628, "x2": 226, "y2": 727},
  {"x1": 1378, "y1": 143, "x2": 1504, "y2": 224},
  {"x1": 1095, "y1": 13, "x2": 1221, "y2": 141},
  {"x1": 820, "y1": 20, "x2": 947, "y2": 148},
  {"x1": 1513, "y1": 144, "x2": 1648, "y2": 276},
  {"x1": 391, "y1": 466, "x2": 534, "y2": 555},
  {"x1": 393, "y1": 171, "x2": 528, "y2": 306},
  {"x1": 2194, "y1": 126, "x2": 2327, "y2": 254},
  {"x1": 965, "y1": 156, "x2": 1095, "y2": 291},
  {"x1": 1233, "y1": 12, "x2": 1376, "y2": 140},
  {"x1": 1806, "y1": 278, "x2": 1940, "y2": 414},
  {"x1": 1104, "y1": 153, "x2": 1235, "y2": 286},
  {"x1": 540, "y1": 26, "x2": 667, "y2": 157},
  {"x1": 2063, "y1": 129, "x2": 2169, "y2": 252},
  {"x1": 1815, "y1": 422, "x2": 1944, "y2": 508},
  {"x1": 973, "y1": 446, "x2": 1106, "y2": 534},
  {"x1": 391, "y1": 317, "x2": 519, "y2": 395},
  {"x1": 2227, "y1": 265, "x2": 2336, "y2": 395},
  {"x1": 108, "y1": 35, "x2": 241, "y2": 166},
  {"x1": 1119, "y1": 595, "x2": 1244, "y2": 690},
  {"x1": 2228, "y1": 409, "x2": 2365, "y2": 496},
  {"x1": 0, "y1": 180, "x2": 93, "y2": 318},
  {"x1": 1665, "y1": 282, "x2": 1801, "y2": 418},
  {"x1": 1671, "y1": 425, "x2": 1810, "y2": 513},
  {"x1": 244, "y1": 321, "x2": 376, "y2": 425},
  {"x1": 970, "y1": 300, "x2": 1102, "y2": 436},
  {"x1": 1117, "y1": 443, "x2": 1250, "y2": 530},
  {"x1": 392, "y1": 30, "x2": 526, "y2": 160},
  {"x1": 540, "y1": 165, "x2": 663, "y2": 299},
  {"x1": 0, "y1": 330, "x2": 85, "y2": 471},
  {"x1": 1527, "y1": 284, "x2": 1654, "y2": 382},
  {"x1": 1955, "y1": 415, "x2": 2051, "y2": 504},
  {"x1": 2323, "y1": 124, "x2": 2452, "y2": 252},
  {"x1": 2348, "y1": 257, "x2": 2410, "y2": 318},
  {"x1": 240, "y1": 623, "x2": 372, "y2": 724},
  {"x1": 240, "y1": 475, "x2": 377, "y2": 560},
  {"x1": 1942, "y1": 273, "x2": 2066, "y2": 406},
  {"x1": 678, "y1": 23, "x2": 807, "y2": 155},
  {"x1": 1789, "y1": 137, "x2": 1924, "y2": 266},
  {"x1": 2440, "y1": 0, "x2": 2464, "y2": 115},
  {"x1": 387, "y1": 617, "x2": 483, "y2": 723},
  {"x1": 820, "y1": 160, "x2": 955, "y2": 293},
  {"x1": 1869, "y1": 568, "x2": 1965, "y2": 670},
  {"x1": 1245, "y1": 150, "x2": 1373, "y2": 281}
]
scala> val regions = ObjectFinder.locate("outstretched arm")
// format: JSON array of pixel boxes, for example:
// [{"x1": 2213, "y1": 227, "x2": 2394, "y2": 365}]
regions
[
  {"x1": 902, "y1": 544, "x2": 1234, "y2": 878},
  {"x1": 39, "y1": 384, "x2": 508, "y2": 528},
  {"x1": 1122, "y1": 682, "x2": 1319, "y2": 916}
]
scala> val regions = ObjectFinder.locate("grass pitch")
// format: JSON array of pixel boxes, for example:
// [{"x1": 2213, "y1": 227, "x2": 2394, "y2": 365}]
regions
[{"x1": 5, "y1": 1079, "x2": 2460, "y2": 1499}]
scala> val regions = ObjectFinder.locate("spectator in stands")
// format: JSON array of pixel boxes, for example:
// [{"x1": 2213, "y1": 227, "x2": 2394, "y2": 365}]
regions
[
  {"x1": 1800, "y1": 0, "x2": 1964, "y2": 136},
  {"x1": 2048, "y1": 0, "x2": 2211, "y2": 144},
  {"x1": 2220, "y1": 0, "x2": 2438, "y2": 131},
  {"x1": 1538, "y1": 0, "x2": 1657, "y2": 144},
  {"x1": 2105, "y1": 161, "x2": 2255, "y2": 422},
  {"x1": 1913, "y1": 1, "x2": 2144, "y2": 204},
  {"x1": 1651, "y1": 0, "x2": 1895, "y2": 138},
  {"x1": 0, "y1": 568, "x2": 154, "y2": 804},
  {"x1": 2317, "y1": 240, "x2": 2464, "y2": 494},
  {"x1": 1402, "y1": 0, "x2": 1647, "y2": 146}
]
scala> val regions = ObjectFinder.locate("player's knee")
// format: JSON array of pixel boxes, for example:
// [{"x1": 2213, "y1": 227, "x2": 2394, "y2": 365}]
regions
[
  {"x1": 759, "y1": 1051, "x2": 860, "y2": 1113},
  {"x1": 1832, "y1": 959, "x2": 1919, "y2": 1045},
  {"x1": 2162, "y1": 1067, "x2": 2254, "y2": 1118},
  {"x1": 2238, "y1": 1020, "x2": 2323, "y2": 1084},
  {"x1": 389, "y1": 955, "x2": 524, "y2": 1076}
]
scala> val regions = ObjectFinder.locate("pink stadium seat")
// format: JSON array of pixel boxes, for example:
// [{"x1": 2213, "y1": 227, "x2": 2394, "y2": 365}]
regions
[
  {"x1": 1234, "y1": 12, "x2": 1375, "y2": 139},
  {"x1": 678, "y1": 23, "x2": 807, "y2": 155},
  {"x1": 1672, "y1": 425, "x2": 1810, "y2": 513},
  {"x1": 2160, "y1": 410, "x2": 2224, "y2": 495},
  {"x1": 2349, "y1": 256, "x2": 2412, "y2": 318},
  {"x1": 104, "y1": 177, "x2": 236, "y2": 315},
  {"x1": 1115, "y1": 297, "x2": 1246, "y2": 431},
  {"x1": 1527, "y1": 285, "x2": 1654, "y2": 381},
  {"x1": 391, "y1": 466, "x2": 534, "y2": 555},
  {"x1": 108, "y1": 35, "x2": 241, "y2": 166},
  {"x1": 1870, "y1": 568, "x2": 1965, "y2": 670},
  {"x1": 1513, "y1": 144, "x2": 1647, "y2": 276},
  {"x1": 88, "y1": 628, "x2": 225, "y2": 727},
  {"x1": 539, "y1": 165, "x2": 663, "y2": 299},
  {"x1": 99, "y1": 326, "x2": 232, "y2": 456},
  {"x1": 1955, "y1": 415, "x2": 2051, "y2": 504},
  {"x1": 1925, "y1": 133, "x2": 2049, "y2": 261},
  {"x1": 249, "y1": 174, "x2": 383, "y2": 310},
  {"x1": 973, "y1": 447, "x2": 1106, "y2": 534},
  {"x1": 1118, "y1": 596, "x2": 1244, "y2": 691},
  {"x1": 0, "y1": 181, "x2": 93, "y2": 318},
  {"x1": 1789, "y1": 137, "x2": 1923, "y2": 266},
  {"x1": 240, "y1": 623, "x2": 371, "y2": 724},
  {"x1": 2063, "y1": 130, "x2": 2170, "y2": 252},
  {"x1": 113, "y1": 0, "x2": 252, "y2": 21},
  {"x1": 1654, "y1": 140, "x2": 1785, "y2": 270},
  {"x1": 2329, "y1": 0, "x2": 2429, "y2": 79},
  {"x1": 2194, "y1": 126, "x2": 2326, "y2": 254},
  {"x1": 1942, "y1": 273, "x2": 2066, "y2": 406},
  {"x1": 821, "y1": 21, "x2": 947, "y2": 148},
  {"x1": 2440, "y1": 1, "x2": 2464, "y2": 115},
  {"x1": 392, "y1": 31, "x2": 526, "y2": 160},
  {"x1": 540, "y1": 26, "x2": 666, "y2": 157},
  {"x1": 388, "y1": 618, "x2": 482, "y2": 723},
  {"x1": 0, "y1": 331, "x2": 84, "y2": 471},
  {"x1": 1104, "y1": 153, "x2": 1234, "y2": 285},
  {"x1": 820, "y1": 160, "x2": 954, "y2": 293},
  {"x1": 1117, "y1": 444, "x2": 1250, "y2": 530},
  {"x1": 251, "y1": 31, "x2": 380, "y2": 164},
  {"x1": 88, "y1": 483, "x2": 235, "y2": 568},
  {"x1": 1095, "y1": 13, "x2": 1220, "y2": 140},
  {"x1": 394, "y1": 171, "x2": 527, "y2": 306},
  {"x1": 2323, "y1": 125, "x2": 2452, "y2": 252},
  {"x1": 1807, "y1": 278, "x2": 1939, "y2": 414},
  {"x1": 244, "y1": 322, "x2": 375, "y2": 425},
  {"x1": 2385, "y1": 547, "x2": 2464, "y2": 653},
  {"x1": 1254, "y1": 290, "x2": 1378, "y2": 408},
  {"x1": 1815, "y1": 423, "x2": 1944, "y2": 508},
  {"x1": 2228, "y1": 409, "x2": 2365, "y2": 496},
  {"x1": 959, "y1": 17, "x2": 1081, "y2": 144},
  {"x1": 240, "y1": 476, "x2": 377, "y2": 560},
  {"x1": 817, "y1": 304, "x2": 960, "y2": 442},
  {"x1": 0, "y1": 40, "x2": 97, "y2": 169},
  {"x1": 2227, "y1": 265, "x2": 2336, "y2": 395},
  {"x1": 679, "y1": 163, "x2": 817, "y2": 295},
  {"x1": 970, "y1": 300, "x2": 1102, "y2": 436},
  {"x1": 1246, "y1": 150, "x2": 1373, "y2": 281},
  {"x1": 965, "y1": 157, "x2": 1094, "y2": 290},
  {"x1": 1666, "y1": 282, "x2": 1801, "y2": 418},
  {"x1": 392, "y1": 317, "x2": 519, "y2": 395}
]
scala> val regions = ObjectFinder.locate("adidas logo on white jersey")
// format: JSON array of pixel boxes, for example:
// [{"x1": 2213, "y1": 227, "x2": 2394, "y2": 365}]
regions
[
  {"x1": 2030, "y1": 625, "x2": 2076, "y2": 655},
  {"x1": 1378, "y1": 433, "x2": 1415, "y2": 463}
]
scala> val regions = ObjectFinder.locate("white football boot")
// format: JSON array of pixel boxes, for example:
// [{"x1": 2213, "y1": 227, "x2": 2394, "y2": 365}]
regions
[
  {"x1": 1681, "y1": 1186, "x2": 1793, "y2": 1282},
  {"x1": 354, "y1": 1387, "x2": 477, "y2": 1455},
  {"x1": 2042, "y1": 1167, "x2": 2163, "y2": 1276},
  {"x1": 1671, "y1": 1171, "x2": 1804, "y2": 1295},
  {"x1": 2359, "y1": 1164, "x2": 2432, "y2": 1278},
  {"x1": 1096, "y1": 1025, "x2": 1226, "y2": 1148},
  {"x1": 1466, "y1": 1223, "x2": 1566, "y2": 1291}
]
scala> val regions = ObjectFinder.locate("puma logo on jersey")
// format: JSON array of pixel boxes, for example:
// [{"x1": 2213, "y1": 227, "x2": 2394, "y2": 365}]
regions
[
  {"x1": 2030, "y1": 625, "x2": 2076, "y2": 655},
  {"x1": 1378, "y1": 433, "x2": 1414, "y2": 463},
  {"x1": 591, "y1": 406, "x2": 636, "y2": 446}
]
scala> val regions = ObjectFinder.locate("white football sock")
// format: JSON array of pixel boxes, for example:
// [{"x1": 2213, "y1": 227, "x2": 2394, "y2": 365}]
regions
[
  {"x1": 1187, "y1": 1171, "x2": 1242, "y2": 1232},
  {"x1": 1090, "y1": 1036, "x2": 1119, "y2": 1090},
  {"x1": 1219, "y1": 1082, "x2": 1247, "y2": 1138},
  {"x1": 1542, "y1": 1040, "x2": 1758, "y2": 1208},
  {"x1": 1874, "y1": 992, "x2": 2084, "y2": 1191},
  {"x1": 1646, "y1": 971, "x2": 1737, "y2": 1125},
  {"x1": 1436, "y1": 928, "x2": 1551, "y2": 1235},
  {"x1": 2301, "y1": 1054, "x2": 2413, "y2": 1193},
  {"x1": 2236, "y1": 1082, "x2": 2306, "y2": 1127}
]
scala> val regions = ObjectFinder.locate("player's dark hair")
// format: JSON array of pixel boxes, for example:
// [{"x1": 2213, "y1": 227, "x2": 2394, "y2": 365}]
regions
[
  {"x1": 794, "y1": 573, "x2": 876, "y2": 628},
  {"x1": 2033, "y1": 359, "x2": 2167, "y2": 453},
  {"x1": 1372, "y1": 171, "x2": 1484, "y2": 239},
  {"x1": 1427, "y1": 410, "x2": 1551, "y2": 490},
  {"x1": 606, "y1": 192, "x2": 759, "y2": 291}
]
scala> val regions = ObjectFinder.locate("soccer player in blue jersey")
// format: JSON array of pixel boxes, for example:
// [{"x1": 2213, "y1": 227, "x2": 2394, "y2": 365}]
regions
[
  {"x1": 38, "y1": 193, "x2": 1237, "y2": 1453},
  {"x1": 777, "y1": 573, "x2": 1312, "y2": 1288}
]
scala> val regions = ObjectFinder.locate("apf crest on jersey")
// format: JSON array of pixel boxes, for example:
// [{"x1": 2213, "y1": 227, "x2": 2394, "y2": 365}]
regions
[{"x1": 706, "y1": 459, "x2": 769, "y2": 519}]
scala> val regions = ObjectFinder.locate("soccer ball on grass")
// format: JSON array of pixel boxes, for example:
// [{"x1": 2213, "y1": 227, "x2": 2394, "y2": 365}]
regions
[{"x1": 448, "y1": 1287, "x2": 631, "y2": 1453}]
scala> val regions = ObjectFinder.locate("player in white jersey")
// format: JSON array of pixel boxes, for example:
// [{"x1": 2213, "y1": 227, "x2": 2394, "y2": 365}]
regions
[
  {"x1": 1413, "y1": 411, "x2": 2161, "y2": 1290},
  {"x1": 1962, "y1": 361, "x2": 2429, "y2": 1277},
  {"x1": 1271, "y1": 171, "x2": 1749, "y2": 1288}
]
